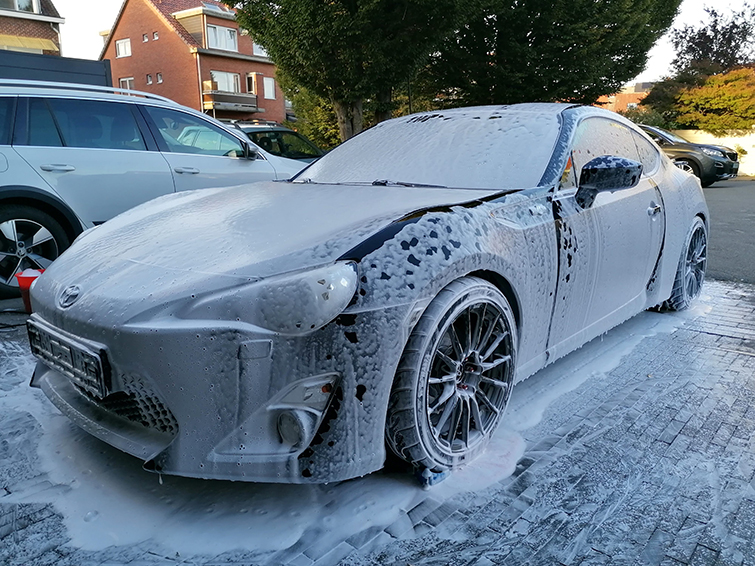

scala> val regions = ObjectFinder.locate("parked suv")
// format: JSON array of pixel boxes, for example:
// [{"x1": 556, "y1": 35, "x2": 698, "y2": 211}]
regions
[
  {"x1": 230, "y1": 121, "x2": 324, "y2": 163},
  {"x1": 639, "y1": 125, "x2": 739, "y2": 187},
  {"x1": 0, "y1": 80, "x2": 305, "y2": 297}
]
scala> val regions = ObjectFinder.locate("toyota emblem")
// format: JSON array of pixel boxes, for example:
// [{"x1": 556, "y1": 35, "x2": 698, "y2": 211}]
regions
[{"x1": 58, "y1": 285, "x2": 81, "y2": 309}]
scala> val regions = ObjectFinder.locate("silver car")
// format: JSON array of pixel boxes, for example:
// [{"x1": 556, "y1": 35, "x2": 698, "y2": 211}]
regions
[
  {"x1": 0, "y1": 80, "x2": 305, "y2": 297},
  {"x1": 27, "y1": 104, "x2": 708, "y2": 484}
]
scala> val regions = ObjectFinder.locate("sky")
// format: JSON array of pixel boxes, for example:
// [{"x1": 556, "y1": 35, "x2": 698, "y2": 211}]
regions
[{"x1": 53, "y1": 0, "x2": 749, "y2": 83}]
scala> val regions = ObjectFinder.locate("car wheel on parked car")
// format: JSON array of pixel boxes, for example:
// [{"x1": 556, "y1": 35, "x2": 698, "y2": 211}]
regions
[
  {"x1": 666, "y1": 216, "x2": 707, "y2": 311},
  {"x1": 673, "y1": 158, "x2": 699, "y2": 178},
  {"x1": 386, "y1": 277, "x2": 517, "y2": 472},
  {"x1": 0, "y1": 205, "x2": 69, "y2": 298}
]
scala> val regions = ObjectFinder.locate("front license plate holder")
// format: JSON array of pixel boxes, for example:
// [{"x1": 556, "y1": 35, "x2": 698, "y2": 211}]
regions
[{"x1": 27, "y1": 319, "x2": 110, "y2": 399}]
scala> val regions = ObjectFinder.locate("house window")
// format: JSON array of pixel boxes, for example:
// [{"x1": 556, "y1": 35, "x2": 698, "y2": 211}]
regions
[
  {"x1": 143, "y1": 34, "x2": 148, "y2": 42},
  {"x1": 146, "y1": 74, "x2": 153, "y2": 85},
  {"x1": 115, "y1": 38, "x2": 131, "y2": 58},
  {"x1": 206, "y1": 24, "x2": 238, "y2": 52},
  {"x1": 263, "y1": 77, "x2": 275, "y2": 100},
  {"x1": 153, "y1": 32, "x2": 159, "y2": 40},
  {"x1": 252, "y1": 43, "x2": 268, "y2": 57},
  {"x1": 626, "y1": 102, "x2": 639, "y2": 109},
  {"x1": 210, "y1": 70, "x2": 241, "y2": 93},
  {"x1": 0, "y1": 0, "x2": 39, "y2": 13},
  {"x1": 119, "y1": 77, "x2": 135, "y2": 90},
  {"x1": 246, "y1": 73, "x2": 257, "y2": 94},
  {"x1": 157, "y1": 73, "x2": 163, "y2": 84}
]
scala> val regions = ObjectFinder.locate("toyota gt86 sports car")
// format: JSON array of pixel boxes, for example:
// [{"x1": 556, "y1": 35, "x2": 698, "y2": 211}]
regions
[{"x1": 27, "y1": 104, "x2": 708, "y2": 483}]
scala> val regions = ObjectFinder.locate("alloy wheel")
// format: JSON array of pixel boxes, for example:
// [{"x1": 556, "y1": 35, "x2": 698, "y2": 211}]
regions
[
  {"x1": 426, "y1": 301, "x2": 514, "y2": 454},
  {"x1": 0, "y1": 218, "x2": 58, "y2": 287}
]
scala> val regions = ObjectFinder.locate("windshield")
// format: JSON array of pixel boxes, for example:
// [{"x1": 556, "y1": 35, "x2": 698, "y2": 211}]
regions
[
  {"x1": 297, "y1": 107, "x2": 561, "y2": 189},
  {"x1": 653, "y1": 126, "x2": 690, "y2": 144},
  {"x1": 244, "y1": 129, "x2": 323, "y2": 160}
]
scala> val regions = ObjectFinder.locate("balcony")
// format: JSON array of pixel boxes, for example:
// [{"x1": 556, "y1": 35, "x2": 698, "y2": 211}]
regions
[{"x1": 202, "y1": 84, "x2": 259, "y2": 113}]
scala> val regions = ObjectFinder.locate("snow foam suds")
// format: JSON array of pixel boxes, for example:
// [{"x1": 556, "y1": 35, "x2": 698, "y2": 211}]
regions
[
  {"x1": 434, "y1": 429, "x2": 527, "y2": 496},
  {"x1": 2, "y1": 292, "x2": 714, "y2": 558},
  {"x1": 504, "y1": 308, "x2": 693, "y2": 432},
  {"x1": 4, "y1": 354, "x2": 521, "y2": 557}
]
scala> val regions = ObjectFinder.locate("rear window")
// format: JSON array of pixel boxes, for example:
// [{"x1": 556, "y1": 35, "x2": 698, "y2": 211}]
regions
[{"x1": 23, "y1": 98, "x2": 147, "y2": 150}]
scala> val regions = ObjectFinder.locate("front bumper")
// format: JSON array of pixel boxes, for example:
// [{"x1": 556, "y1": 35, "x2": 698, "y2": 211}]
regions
[{"x1": 28, "y1": 306, "x2": 408, "y2": 483}]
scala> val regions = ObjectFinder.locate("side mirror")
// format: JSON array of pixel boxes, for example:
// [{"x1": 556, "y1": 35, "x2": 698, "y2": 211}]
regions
[
  {"x1": 576, "y1": 156, "x2": 643, "y2": 208},
  {"x1": 244, "y1": 142, "x2": 258, "y2": 161}
]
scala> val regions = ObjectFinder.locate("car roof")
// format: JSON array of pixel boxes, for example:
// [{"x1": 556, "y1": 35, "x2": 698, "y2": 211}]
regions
[{"x1": 0, "y1": 79, "x2": 178, "y2": 106}]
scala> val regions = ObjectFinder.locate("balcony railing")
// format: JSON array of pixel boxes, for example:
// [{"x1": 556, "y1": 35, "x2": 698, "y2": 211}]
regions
[{"x1": 202, "y1": 90, "x2": 258, "y2": 113}]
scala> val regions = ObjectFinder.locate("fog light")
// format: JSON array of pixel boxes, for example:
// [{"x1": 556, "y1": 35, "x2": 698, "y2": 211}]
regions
[{"x1": 278, "y1": 411, "x2": 305, "y2": 446}]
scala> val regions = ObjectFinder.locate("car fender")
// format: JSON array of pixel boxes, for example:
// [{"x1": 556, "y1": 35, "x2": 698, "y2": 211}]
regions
[{"x1": 0, "y1": 185, "x2": 86, "y2": 241}]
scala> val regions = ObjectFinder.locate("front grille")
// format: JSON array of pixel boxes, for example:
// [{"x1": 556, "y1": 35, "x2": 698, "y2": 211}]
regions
[
  {"x1": 727, "y1": 152, "x2": 738, "y2": 162},
  {"x1": 75, "y1": 374, "x2": 178, "y2": 436}
]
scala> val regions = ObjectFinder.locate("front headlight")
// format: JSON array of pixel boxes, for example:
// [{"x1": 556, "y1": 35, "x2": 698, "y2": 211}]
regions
[
  {"x1": 701, "y1": 147, "x2": 724, "y2": 158},
  {"x1": 182, "y1": 262, "x2": 358, "y2": 335}
]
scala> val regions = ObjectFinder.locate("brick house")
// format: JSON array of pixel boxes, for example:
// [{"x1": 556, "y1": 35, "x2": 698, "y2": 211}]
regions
[
  {"x1": 100, "y1": 0, "x2": 286, "y2": 122},
  {"x1": 596, "y1": 82, "x2": 654, "y2": 113},
  {"x1": 0, "y1": 0, "x2": 63, "y2": 55}
]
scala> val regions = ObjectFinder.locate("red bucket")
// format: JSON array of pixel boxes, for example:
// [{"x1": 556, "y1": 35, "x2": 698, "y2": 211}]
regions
[{"x1": 14, "y1": 269, "x2": 45, "y2": 314}]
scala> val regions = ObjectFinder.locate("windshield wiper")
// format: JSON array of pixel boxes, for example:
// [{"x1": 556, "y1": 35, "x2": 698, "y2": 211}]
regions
[{"x1": 372, "y1": 179, "x2": 448, "y2": 188}]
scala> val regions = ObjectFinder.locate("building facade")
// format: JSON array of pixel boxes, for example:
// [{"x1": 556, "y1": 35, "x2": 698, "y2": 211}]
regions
[
  {"x1": 597, "y1": 83, "x2": 654, "y2": 113},
  {"x1": 101, "y1": 0, "x2": 286, "y2": 122},
  {"x1": 0, "y1": 0, "x2": 62, "y2": 55}
]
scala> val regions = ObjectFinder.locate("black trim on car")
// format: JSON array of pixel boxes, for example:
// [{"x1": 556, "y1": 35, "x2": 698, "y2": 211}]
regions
[
  {"x1": 131, "y1": 104, "x2": 160, "y2": 152},
  {"x1": 0, "y1": 96, "x2": 16, "y2": 146},
  {"x1": 12, "y1": 97, "x2": 28, "y2": 146}
]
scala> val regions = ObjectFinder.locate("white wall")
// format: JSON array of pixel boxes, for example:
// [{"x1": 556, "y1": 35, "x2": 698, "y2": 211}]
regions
[{"x1": 673, "y1": 130, "x2": 755, "y2": 176}]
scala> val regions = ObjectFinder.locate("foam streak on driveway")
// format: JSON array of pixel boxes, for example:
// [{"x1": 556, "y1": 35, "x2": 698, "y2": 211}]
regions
[{"x1": 1, "y1": 279, "x2": 754, "y2": 566}]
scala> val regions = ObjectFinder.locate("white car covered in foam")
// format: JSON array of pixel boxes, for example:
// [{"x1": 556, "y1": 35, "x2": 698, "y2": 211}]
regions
[{"x1": 27, "y1": 104, "x2": 707, "y2": 484}]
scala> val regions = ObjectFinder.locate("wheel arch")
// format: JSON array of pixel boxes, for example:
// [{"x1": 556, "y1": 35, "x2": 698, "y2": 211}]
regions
[
  {"x1": 0, "y1": 186, "x2": 85, "y2": 243},
  {"x1": 466, "y1": 269, "x2": 521, "y2": 332}
]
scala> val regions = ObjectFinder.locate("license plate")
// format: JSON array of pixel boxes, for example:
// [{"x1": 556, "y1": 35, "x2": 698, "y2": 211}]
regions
[{"x1": 27, "y1": 319, "x2": 110, "y2": 399}]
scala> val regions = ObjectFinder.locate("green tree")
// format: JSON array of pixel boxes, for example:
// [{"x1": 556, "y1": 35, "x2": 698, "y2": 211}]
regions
[
  {"x1": 640, "y1": 70, "x2": 705, "y2": 125},
  {"x1": 415, "y1": 0, "x2": 681, "y2": 106},
  {"x1": 669, "y1": 6, "x2": 755, "y2": 76},
  {"x1": 675, "y1": 67, "x2": 755, "y2": 134},
  {"x1": 642, "y1": 6, "x2": 755, "y2": 129},
  {"x1": 229, "y1": 0, "x2": 464, "y2": 141}
]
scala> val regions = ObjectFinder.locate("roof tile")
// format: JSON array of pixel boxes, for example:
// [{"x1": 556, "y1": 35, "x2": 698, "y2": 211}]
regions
[{"x1": 147, "y1": 0, "x2": 235, "y2": 47}]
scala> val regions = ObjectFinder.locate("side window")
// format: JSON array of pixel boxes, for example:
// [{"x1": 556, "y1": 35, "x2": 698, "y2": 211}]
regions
[
  {"x1": 570, "y1": 117, "x2": 640, "y2": 174},
  {"x1": 46, "y1": 99, "x2": 147, "y2": 151},
  {"x1": 632, "y1": 131, "x2": 660, "y2": 174},
  {"x1": 28, "y1": 99, "x2": 63, "y2": 147},
  {"x1": 0, "y1": 97, "x2": 13, "y2": 145},
  {"x1": 143, "y1": 106, "x2": 244, "y2": 157}
]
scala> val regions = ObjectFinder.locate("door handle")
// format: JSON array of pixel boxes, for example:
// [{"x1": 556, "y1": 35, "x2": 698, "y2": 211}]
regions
[
  {"x1": 40, "y1": 164, "x2": 75, "y2": 172},
  {"x1": 174, "y1": 167, "x2": 200, "y2": 174},
  {"x1": 647, "y1": 204, "x2": 662, "y2": 216}
]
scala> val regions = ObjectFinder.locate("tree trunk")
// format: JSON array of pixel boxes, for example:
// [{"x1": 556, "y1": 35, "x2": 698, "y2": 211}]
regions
[
  {"x1": 374, "y1": 88, "x2": 392, "y2": 123},
  {"x1": 332, "y1": 98, "x2": 364, "y2": 141}
]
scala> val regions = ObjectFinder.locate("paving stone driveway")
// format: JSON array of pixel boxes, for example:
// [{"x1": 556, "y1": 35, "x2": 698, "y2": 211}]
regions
[{"x1": 2, "y1": 280, "x2": 754, "y2": 566}]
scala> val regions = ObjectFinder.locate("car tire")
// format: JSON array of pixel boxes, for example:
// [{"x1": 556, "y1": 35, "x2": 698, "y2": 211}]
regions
[
  {"x1": 665, "y1": 216, "x2": 707, "y2": 311},
  {"x1": 673, "y1": 158, "x2": 701, "y2": 179},
  {"x1": 386, "y1": 276, "x2": 517, "y2": 473},
  {"x1": 0, "y1": 205, "x2": 70, "y2": 299}
]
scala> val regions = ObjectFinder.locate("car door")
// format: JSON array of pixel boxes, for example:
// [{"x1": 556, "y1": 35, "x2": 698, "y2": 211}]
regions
[
  {"x1": 12, "y1": 97, "x2": 174, "y2": 226},
  {"x1": 139, "y1": 105, "x2": 277, "y2": 192},
  {"x1": 546, "y1": 117, "x2": 665, "y2": 359}
]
